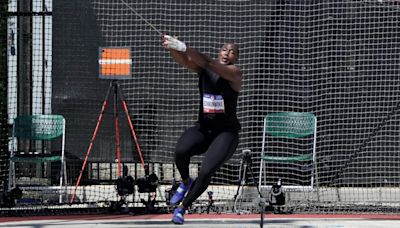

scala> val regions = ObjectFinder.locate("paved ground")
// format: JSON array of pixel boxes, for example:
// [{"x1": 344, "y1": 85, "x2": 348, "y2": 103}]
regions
[{"x1": 1, "y1": 213, "x2": 400, "y2": 228}]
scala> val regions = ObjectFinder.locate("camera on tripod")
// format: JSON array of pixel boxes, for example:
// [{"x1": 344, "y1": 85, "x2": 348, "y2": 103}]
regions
[
  {"x1": 116, "y1": 164, "x2": 159, "y2": 195},
  {"x1": 269, "y1": 179, "x2": 285, "y2": 206},
  {"x1": 136, "y1": 173, "x2": 159, "y2": 193},
  {"x1": 116, "y1": 176, "x2": 135, "y2": 196},
  {"x1": 242, "y1": 149, "x2": 252, "y2": 164},
  {"x1": 0, "y1": 186, "x2": 22, "y2": 207},
  {"x1": 136, "y1": 164, "x2": 159, "y2": 193},
  {"x1": 116, "y1": 165, "x2": 135, "y2": 197}
]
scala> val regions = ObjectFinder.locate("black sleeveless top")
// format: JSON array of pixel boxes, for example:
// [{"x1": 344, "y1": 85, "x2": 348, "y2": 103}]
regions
[{"x1": 197, "y1": 68, "x2": 241, "y2": 132}]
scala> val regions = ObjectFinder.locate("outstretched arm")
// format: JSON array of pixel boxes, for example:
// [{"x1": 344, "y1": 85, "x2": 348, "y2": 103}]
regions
[
  {"x1": 168, "y1": 49, "x2": 202, "y2": 72},
  {"x1": 185, "y1": 47, "x2": 242, "y2": 91},
  {"x1": 162, "y1": 35, "x2": 201, "y2": 72},
  {"x1": 163, "y1": 35, "x2": 242, "y2": 91}
]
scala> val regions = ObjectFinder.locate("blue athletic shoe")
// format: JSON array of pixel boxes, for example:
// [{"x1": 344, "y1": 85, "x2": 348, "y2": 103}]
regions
[
  {"x1": 170, "y1": 178, "x2": 192, "y2": 205},
  {"x1": 172, "y1": 207, "x2": 186, "y2": 225}
]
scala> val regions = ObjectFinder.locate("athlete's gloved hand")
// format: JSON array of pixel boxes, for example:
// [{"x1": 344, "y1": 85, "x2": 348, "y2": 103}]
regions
[{"x1": 163, "y1": 35, "x2": 187, "y2": 52}]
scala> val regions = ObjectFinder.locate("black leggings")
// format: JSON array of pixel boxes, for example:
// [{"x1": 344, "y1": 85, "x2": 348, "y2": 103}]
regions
[{"x1": 174, "y1": 124, "x2": 239, "y2": 208}]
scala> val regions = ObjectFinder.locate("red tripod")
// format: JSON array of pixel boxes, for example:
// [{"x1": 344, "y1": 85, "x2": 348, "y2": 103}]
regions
[{"x1": 70, "y1": 80, "x2": 145, "y2": 203}]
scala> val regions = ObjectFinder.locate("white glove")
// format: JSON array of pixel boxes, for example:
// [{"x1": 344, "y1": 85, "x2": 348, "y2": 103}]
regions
[{"x1": 163, "y1": 35, "x2": 187, "y2": 52}]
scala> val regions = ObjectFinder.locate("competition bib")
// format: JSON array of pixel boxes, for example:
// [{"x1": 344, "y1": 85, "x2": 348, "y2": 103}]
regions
[{"x1": 203, "y1": 93, "x2": 225, "y2": 113}]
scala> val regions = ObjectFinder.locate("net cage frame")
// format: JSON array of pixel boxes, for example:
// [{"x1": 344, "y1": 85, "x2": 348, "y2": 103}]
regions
[{"x1": 1, "y1": 0, "x2": 400, "y2": 215}]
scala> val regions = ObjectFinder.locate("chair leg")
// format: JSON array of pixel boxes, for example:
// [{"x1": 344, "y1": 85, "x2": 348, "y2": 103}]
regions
[
  {"x1": 59, "y1": 166, "x2": 63, "y2": 204},
  {"x1": 8, "y1": 160, "x2": 15, "y2": 190},
  {"x1": 58, "y1": 158, "x2": 68, "y2": 203},
  {"x1": 63, "y1": 159, "x2": 67, "y2": 201}
]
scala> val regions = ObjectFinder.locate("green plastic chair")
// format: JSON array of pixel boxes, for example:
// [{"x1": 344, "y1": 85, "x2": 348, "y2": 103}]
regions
[
  {"x1": 8, "y1": 115, "x2": 67, "y2": 203},
  {"x1": 258, "y1": 112, "x2": 317, "y2": 191}
]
